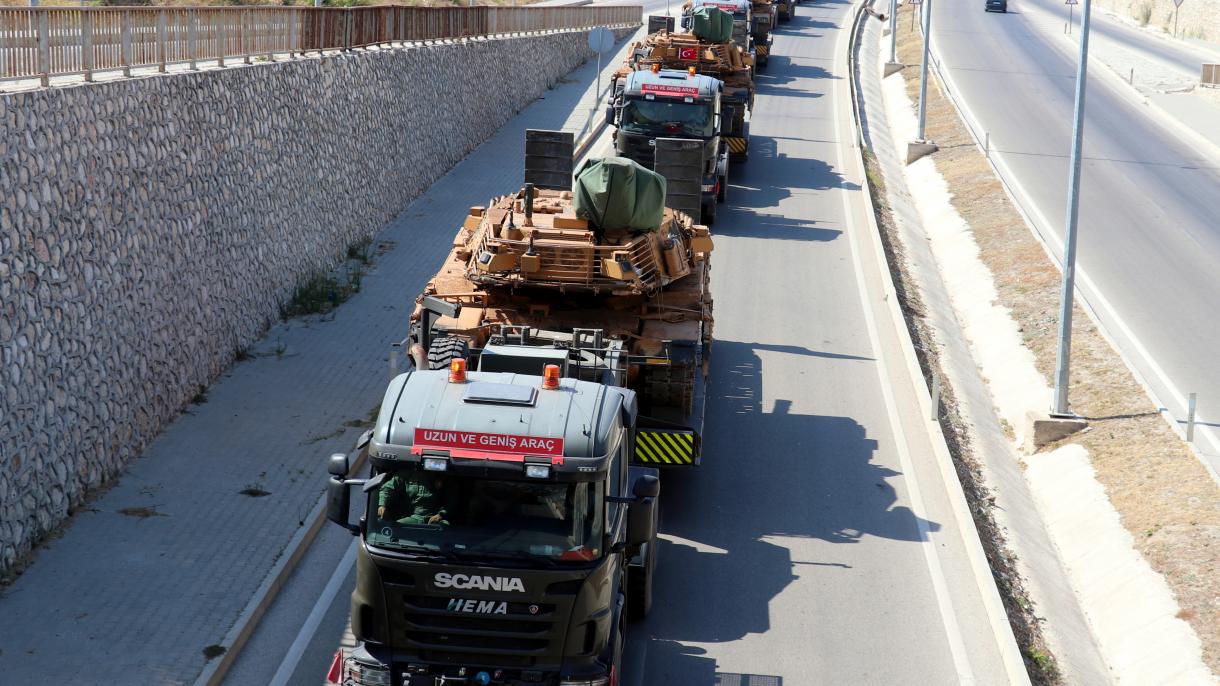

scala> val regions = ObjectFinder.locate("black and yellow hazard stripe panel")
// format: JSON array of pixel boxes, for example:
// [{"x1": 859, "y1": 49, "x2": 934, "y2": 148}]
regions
[
  {"x1": 634, "y1": 430, "x2": 697, "y2": 466},
  {"x1": 725, "y1": 137, "x2": 749, "y2": 154},
  {"x1": 756, "y1": 44, "x2": 769, "y2": 57}
]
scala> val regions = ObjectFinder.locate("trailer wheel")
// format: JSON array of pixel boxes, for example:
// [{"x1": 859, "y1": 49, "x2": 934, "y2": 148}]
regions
[
  {"x1": 427, "y1": 336, "x2": 469, "y2": 370},
  {"x1": 628, "y1": 538, "x2": 655, "y2": 620}
]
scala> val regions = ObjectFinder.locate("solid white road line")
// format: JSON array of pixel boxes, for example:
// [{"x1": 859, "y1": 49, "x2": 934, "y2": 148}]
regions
[
  {"x1": 268, "y1": 540, "x2": 359, "y2": 686},
  {"x1": 831, "y1": 8, "x2": 977, "y2": 684}
]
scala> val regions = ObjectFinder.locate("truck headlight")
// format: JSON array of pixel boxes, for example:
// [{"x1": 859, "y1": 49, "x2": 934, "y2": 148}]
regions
[{"x1": 344, "y1": 658, "x2": 391, "y2": 686}]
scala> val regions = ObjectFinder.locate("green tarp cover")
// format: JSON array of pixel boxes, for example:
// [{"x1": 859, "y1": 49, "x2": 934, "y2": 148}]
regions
[
  {"x1": 573, "y1": 157, "x2": 667, "y2": 233},
  {"x1": 690, "y1": 6, "x2": 734, "y2": 43}
]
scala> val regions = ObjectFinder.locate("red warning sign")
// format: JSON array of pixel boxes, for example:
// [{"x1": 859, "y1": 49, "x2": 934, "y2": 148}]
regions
[
  {"x1": 641, "y1": 83, "x2": 700, "y2": 98},
  {"x1": 413, "y1": 428, "x2": 564, "y2": 458}
]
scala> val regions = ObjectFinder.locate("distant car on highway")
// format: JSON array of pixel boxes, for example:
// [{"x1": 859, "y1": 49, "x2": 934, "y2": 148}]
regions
[{"x1": 985, "y1": 0, "x2": 1008, "y2": 11}]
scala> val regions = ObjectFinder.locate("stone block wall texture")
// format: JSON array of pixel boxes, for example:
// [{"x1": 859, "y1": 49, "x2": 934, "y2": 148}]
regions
[
  {"x1": 0, "y1": 27, "x2": 631, "y2": 572},
  {"x1": 1095, "y1": 0, "x2": 1219, "y2": 43}
]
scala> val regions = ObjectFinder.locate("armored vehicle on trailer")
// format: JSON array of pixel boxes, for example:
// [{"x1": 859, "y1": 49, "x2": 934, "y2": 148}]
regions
[
  {"x1": 607, "y1": 67, "x2": 730, "y2": 224},
  {"x1": 682, "y1": 0, "x2": 755, "y2": 57},
  {"x1": 326, "y1": 135, "x2": 713, "y2": 686}
]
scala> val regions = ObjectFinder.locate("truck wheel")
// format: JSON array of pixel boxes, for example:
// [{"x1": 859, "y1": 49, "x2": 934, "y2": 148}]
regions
[
  {"x1": 427, "y1": 336, "x2": 469, "y2": 370},
  {"x1": 701, "y1": 199, "x2": 716, "y2": 226},
  {"x1": 716, "y1": 171, "x2": 728, "y2": 204},
  {"x1": 627, "y1": 539, "x2": 655, "y2": 620}
]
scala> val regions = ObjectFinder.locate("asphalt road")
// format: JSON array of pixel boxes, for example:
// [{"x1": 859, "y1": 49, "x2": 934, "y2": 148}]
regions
[
  {"x1": 224, "y1": 2, "x2": 1022, "y2": 684},
  {"x1": 928, "y1": 0, "x2": 1220, "y2": 469}
]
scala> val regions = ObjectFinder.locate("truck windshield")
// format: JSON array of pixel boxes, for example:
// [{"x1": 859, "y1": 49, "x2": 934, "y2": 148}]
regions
[
  {"x1": 620, "y1": 98, "x2": 714, "y2": 138},
  {"x1": 366, "y1": 468, "x2": 605, "y2": 563}
]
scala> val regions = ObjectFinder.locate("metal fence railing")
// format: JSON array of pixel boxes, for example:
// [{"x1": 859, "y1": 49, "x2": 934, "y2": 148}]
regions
[
  {"x1": 1203, "y1": 63, "x2": 1219, "y2": 88},
  {"x1": 0, "y1": 5, "x2": 641, "y2": 86}
]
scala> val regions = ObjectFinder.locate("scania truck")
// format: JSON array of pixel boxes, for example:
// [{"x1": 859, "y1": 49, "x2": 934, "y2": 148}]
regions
[
  {"x1": 326, "y1": 136, "x2": 713, "y2": 686},
  {"x1": 607, "y1": 67, "x2": 730, "y2": 224}
]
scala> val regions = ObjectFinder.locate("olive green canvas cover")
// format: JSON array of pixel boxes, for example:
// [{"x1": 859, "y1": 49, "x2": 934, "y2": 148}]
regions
[
  {"x1": 690, "y1": 6, "x2": 734, "y2": 43},
  {"x1": 573, "y1": 157, "x2": 667, "y2": 232}
]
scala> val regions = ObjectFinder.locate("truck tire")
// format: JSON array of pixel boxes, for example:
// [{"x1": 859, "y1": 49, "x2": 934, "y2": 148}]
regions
[
  {"x1": 717, "y1": 170, "x2": 728, "y2": 204},
  {"x1": 627, "y1": 539, "x2": 655, "y2": 620},
  {"x1": 701, "y1": 199, "x2": 716, "y2": 226},
  {"x1": 427, "y1": 336, "x2": 469, "y2": 370}
]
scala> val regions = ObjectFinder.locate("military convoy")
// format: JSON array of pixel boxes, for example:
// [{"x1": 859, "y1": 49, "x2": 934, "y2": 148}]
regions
[
  {"x1": 322, "y1": 3, "x2": 803, "y2": 680},
  {"x1": 326, "y1": 133, "x2": 713, "y2": 686}
]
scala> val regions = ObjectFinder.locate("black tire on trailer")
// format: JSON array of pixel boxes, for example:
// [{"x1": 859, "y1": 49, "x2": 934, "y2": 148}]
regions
[{"x1": 427, "y1": 336, "x2": 469, "y2": 370}]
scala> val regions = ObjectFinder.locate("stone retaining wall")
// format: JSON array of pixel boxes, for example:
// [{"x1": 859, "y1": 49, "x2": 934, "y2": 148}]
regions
[{"x1": 0, "y1": 27, "x2": 631, "y2": 572}]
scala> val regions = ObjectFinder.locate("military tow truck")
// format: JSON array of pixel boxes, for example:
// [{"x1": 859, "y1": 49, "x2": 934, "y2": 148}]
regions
[
  {"x1": 749, "y1": 0, "x2": 776, "y2": 68},
  {"x1": 775, "y1": 0, "x2": 793, "y2": 22},
  {"x1": 606, "y1": 67, "x2": 729, "y2": 225},
  {"x1": 616, "y1": 17, "x2": 755, "y2": 163},
  {"x1": 326, "y1": 136, "x2": 713, "y2": 686}
]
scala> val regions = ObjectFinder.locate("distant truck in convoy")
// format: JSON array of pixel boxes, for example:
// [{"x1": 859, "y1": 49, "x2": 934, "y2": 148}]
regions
[
  {"x1": 749, "y1": 0, "x2": 777, "y2": 67},
  {"x1": 774, "y1": 0, "x2": 792, "y2": 22},
  {"x1": 606, "y1": 67, "x2": 729, "y2": 224},
  {"x1": 682, "y1": 0, "x2": 755, "y2": 58},
  {"x1": 326, "y1": 137, "x2": 713, "y2": 686},
  {"x1": 614, "y1": 14, "x2": 755, "y2": 163}
]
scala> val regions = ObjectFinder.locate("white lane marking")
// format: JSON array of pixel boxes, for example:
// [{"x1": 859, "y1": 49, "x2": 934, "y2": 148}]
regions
[
  {"x1": 268, "y1": 540, "x2": 358, "y2": 686},
  {"x1": 832, "y1": 8, "x2": 976, "y2": 684},
  {"x1": 926, "y1": 25, "x2": 1220, "y2": 479}
]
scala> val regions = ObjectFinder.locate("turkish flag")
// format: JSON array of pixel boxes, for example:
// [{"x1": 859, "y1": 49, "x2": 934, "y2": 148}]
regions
[
  {"x1": 326, "y1": 650, "x2": 343, "y2": 683},
  {"x1": 679, "y1": 46, "x2": 698, "y2": 61}
]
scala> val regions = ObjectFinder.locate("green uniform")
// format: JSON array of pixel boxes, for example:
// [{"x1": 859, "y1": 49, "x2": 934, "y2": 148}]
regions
[{"x1": 378, "y1": 473, "x2": 448, "y2": 525}]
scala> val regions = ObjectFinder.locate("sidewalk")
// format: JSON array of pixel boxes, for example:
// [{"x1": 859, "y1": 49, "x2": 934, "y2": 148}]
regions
[{"x1": 0, "y1": 31, "x2": 636, "y2": 686}]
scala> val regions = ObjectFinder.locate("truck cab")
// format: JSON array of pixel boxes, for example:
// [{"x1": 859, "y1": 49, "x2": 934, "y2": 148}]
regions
[
  {"x1": 608, "y1": 68, "x2": 729, "y2": 223},
  {"x1": 327, "y1": 366, "x2": 660, "y2": 686}
]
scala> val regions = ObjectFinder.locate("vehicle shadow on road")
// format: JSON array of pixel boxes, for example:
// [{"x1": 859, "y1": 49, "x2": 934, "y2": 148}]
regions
[
  {"x1": 636, "y1": 340, "x2": 941, "y2": 652},
  {"x1": 624, "y1": 639, "x2": 784, "y2": 685},
  {"x1": 755, "y1": 55, "x2": 839, "y2": 91}
]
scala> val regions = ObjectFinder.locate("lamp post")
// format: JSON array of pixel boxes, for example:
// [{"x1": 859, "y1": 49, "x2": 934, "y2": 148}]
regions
[{"x1": 1051, "y1": 0, "x2": 1093, "y2": 416}]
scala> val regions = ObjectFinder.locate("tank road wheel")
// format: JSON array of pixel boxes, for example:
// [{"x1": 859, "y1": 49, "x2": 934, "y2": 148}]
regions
[{"x1": 427, "y1": 336, "x2": 469, "y2": 370}]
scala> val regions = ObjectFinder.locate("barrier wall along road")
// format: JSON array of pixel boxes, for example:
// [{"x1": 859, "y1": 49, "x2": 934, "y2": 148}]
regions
[{"x1": 0, "y1": 5, "x2": 642, "y2": 86}]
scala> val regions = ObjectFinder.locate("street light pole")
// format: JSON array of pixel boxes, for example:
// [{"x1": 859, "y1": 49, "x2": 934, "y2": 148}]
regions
[
  {"x1": 916, "y1": 0, "x2": 933, "y2": 140},
  {"x1": 1051, "y1": 0, "x2": 1093, "y2": 416},
  {"x1": 889, "y1": 0, "x2": 898, "y2": 63}
]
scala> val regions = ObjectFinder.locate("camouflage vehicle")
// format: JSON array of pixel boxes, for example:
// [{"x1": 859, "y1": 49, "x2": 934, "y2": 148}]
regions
[{"x1": 326, "y1": 137, "x2": 713, "y2": 686}]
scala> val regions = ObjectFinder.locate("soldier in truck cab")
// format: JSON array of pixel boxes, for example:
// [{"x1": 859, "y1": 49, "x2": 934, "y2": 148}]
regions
[{"x1": 376, "y1": 470, "x2": 448, "y2": 525}]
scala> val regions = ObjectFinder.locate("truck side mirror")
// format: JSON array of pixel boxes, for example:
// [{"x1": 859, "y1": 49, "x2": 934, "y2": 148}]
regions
[
  {"x1": 328, "y1": 452, "x2": 350, "y2": 477},
  {"x1": 327, "y1": 477, "x2": 359, "y2": 535},
  {"x1": 605, "y1": 104, "x2": 615, "y2": 127}
]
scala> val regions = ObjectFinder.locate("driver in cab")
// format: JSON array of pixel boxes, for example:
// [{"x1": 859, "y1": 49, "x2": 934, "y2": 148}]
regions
[{"x1": 377, "y1": 470, "x2": 448, "y2": 525}]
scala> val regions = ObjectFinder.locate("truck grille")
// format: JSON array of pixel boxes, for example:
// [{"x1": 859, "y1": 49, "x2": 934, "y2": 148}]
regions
[{"x1": 401, "y1": 595, "x2": 557, "y2": 662}]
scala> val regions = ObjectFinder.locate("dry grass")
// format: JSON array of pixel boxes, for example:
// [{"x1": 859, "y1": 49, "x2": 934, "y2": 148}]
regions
[{"x1": 895, "y1": 4, "x2": 1220, "y2": 675}]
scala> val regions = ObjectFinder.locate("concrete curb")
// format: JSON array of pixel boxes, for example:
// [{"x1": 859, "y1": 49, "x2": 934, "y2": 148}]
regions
[
  {"x1": 845, "y1": 2, "x2": 1031, "y2": 683},
  {"x1": 192, "y1": 447, "x2": 368, "y2": 686}
]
